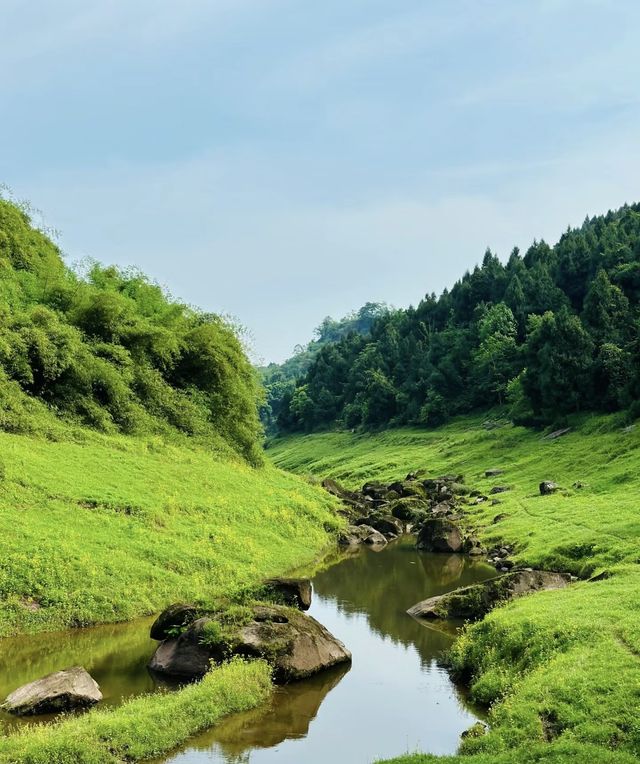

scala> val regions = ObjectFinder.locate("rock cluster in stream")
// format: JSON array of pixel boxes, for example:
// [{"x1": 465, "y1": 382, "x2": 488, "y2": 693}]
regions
[{"x1": 324, "y1": 472, "x2": 489, "y2": 554}]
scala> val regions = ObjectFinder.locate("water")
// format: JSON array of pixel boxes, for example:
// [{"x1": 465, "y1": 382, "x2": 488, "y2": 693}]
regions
[
  {"x1": 0, "y1": 616, "x2": 159, "y2": 731},
  {"x1": 162, "y1": 538, "x2": 495, "y2": 763},
  {"x1": 0, "y1": 538, "x2": 495, "y2": 762}
]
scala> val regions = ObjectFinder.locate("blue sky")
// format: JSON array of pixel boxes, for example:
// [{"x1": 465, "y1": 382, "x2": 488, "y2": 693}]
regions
[{"x1": 2, "y1": 0, "x2": 640, "y2": 362}]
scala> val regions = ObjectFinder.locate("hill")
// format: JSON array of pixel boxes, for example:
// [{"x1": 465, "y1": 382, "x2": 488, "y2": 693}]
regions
[
  {"x1": 275, "y1": 203, "x2": 640, "y2": 433},
  {"x1": 0, "y1": 197, "x2": 262, "y2": 464}
]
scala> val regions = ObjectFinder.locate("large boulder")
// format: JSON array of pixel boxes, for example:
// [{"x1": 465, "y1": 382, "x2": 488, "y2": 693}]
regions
[
  {"x1": 337, "y1": 524, "x2": 387, "y2": 547},
  {"x1": 149, "y1": 605, "x2": 351, "y2": 683},
  {"x1": 407, "y1": 569, "x2": 571, "y2": 621},
  {"x1": 416, "y1": 518, "x2": 463, "y2": 552},
  {"x1": 263, "y1": 578, "x2": 312, "y2": 610},
  {"x1": 2, "y1": 667, "x2": 102, "y2": 716},
  {"x1": 150, "y1": 603, "x2": 199, "y2": 640}
]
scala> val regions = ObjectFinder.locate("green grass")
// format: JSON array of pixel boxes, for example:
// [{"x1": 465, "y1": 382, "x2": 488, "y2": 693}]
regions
[
  {"x1": 268, "y1": 414, "x2": 640, "y2": 763},
  {"x1": 0, "y1": 658, "x2": 272, "y2": 764},
  {"x1": 0, "y1": 427, "x2": 340, "y2": 637}
]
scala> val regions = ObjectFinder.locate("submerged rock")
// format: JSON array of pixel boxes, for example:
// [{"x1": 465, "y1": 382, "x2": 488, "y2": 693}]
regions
[
  {"x1": 416, "y1": 518, "x2": 463, "y2": 553},
  {"x1": 2, "y1": 666, "x2": 102, "y2": 716},
  {"x1": 407, "y1": 569, "x2": 571, "y2": 621},
  {"x1": 150, "y1": 603, "x2": 199, "y2": 640},
  {"x1": 149, "y1": 605, "x2": 351, "y2": 683},
  {"x1": 263, "y1": 578, "x2": 312, "y2": 610}
]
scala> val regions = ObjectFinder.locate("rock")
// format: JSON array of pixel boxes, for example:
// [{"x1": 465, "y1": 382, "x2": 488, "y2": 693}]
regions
[
  {"x1": 321, "y1": 478, "x2": 358, "y2": 502},
  {"x1": 449, "y1": 482, "x2": 471, "y2": 496},
  {"x1": 149, "y1": 605, "x2": 351, "y2": 683},
  {"x1": 490, "y1": 486, "x2": 509, "y2": 495},
  {"x1": 416, "y1": 518, "x2": 463, "y2": 553},
  {"x1": 2, "y1": 667, "x2": 102, "y2": 716},
  {"x1": 544, "y1": 427, "x2": 571, "y2": 440},
  {"x1": 407, "y1": 569, "x2": 570, "y2": 621},
  {"x1": 390, "y1": 498, "x2": 428, "y2": 525},
  {"x1": 337, "y1": 524, "x2": 387, "y2": 547},
  {"x1": 485, "y1": 469, "x2": 505, "y2": 478},
  {"x1": 463, "y1": 536, "x2": 486, "y2": 556},
  {"x1": 431, "y1": 501, "x2": 455, "y2": 517},
  {"x1": 360, "y1": 514, "x2": 403, "y2": 538},
  {"x1": 540, "y1": 481, "x2": 559, "y2": 495},
  {"x1": 398, "y1": 481, "x2": 426, "y2": 498},
  {"x1": 361, "y1": 482, "x2": 388, "y2": 500},
  {"x1": 572, "y1": 481, "x2": 586, "y2": 489},
  {"x1": 151, "y1": 603, "x2": 200, "y2": 641},
  {"x1": 263, "y1": 578, "x2": 312, "y2": 610},
  {"x1": 492, "y1": 513, "x2": 508, "y2": 524}
]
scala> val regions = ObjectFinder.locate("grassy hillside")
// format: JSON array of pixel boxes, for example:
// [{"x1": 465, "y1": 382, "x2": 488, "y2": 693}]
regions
[
  {"x1": 269, "y1": 415, "x2": 640, "y2": 762},
  {"x1": 0, "y1": 426, "x2": 339, "y2": 638}
]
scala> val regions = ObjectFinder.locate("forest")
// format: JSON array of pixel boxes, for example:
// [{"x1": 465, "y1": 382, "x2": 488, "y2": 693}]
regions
[
  {"x1": 0, "y1": 197, "x2": 263, "y2": 464},
  {"x1": 275, "y1": 203, "x2": 640, "y2": 433}
]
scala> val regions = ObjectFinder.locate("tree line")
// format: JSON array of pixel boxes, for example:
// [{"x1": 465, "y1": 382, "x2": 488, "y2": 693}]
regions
[
  {"x1": 276, "y1": 203, "x2": 640, "y2": 433},
  {"x1": 0, "y1": 198, "x2": 263, "y2": 464}
]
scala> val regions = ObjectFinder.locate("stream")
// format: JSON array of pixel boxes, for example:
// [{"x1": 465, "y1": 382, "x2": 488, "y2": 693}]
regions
[{"x1": 0, "y1": 537, "x2": 495, "y2": 762}]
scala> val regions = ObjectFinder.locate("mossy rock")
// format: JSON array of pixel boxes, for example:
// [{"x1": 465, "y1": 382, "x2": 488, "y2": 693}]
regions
[{"x1": 148, "y1": 604, "x2": 351, "y2": 683}]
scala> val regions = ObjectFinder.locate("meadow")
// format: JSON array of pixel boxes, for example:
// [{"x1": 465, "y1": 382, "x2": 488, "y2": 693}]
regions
[
  {"x1": 269, "y1": 414, "x2": 640, "y2": 762},
  {"x1": 0, "y1": 426, "x2": 339, "y2": 637}
]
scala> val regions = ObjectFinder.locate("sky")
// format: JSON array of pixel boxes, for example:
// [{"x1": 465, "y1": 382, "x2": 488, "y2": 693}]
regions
[{"x1": 2, "y1": 0, "x2": 640, "y2": 363}]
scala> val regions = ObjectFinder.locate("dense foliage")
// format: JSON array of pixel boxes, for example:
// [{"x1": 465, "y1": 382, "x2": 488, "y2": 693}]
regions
[
  {"x1": 259, "y1": 301, "x2": 388, "y2": 433},
  {"x1": 277, "y1": 203, "x2": 640, "y2": 432},
  {"x1": 0, "y1": 198, "x2": 263, "y2": 463}
]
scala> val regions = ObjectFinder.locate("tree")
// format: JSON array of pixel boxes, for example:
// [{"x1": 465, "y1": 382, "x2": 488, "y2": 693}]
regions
[{"x1": 522, "y1": 310, "x2": 594, "y2": 419}]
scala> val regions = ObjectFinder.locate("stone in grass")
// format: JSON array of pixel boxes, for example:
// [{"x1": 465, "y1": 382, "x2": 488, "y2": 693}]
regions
[
  {"x1": 149, "y1": 605, "x2": 351, "y2": 683},
  {"x1": 539, "y1": 481, "x2": 560, "y2": 495},
  {"x1": 490, "y1": 485, "x2": 510, "y2": 495},
  {"x1": 407, "y1": 569, "x2": 570, "y2": 622},
  {"x1": 2, "y1": 666, "x2": 102, "y2": 716},
  {"x1": 485, "y1": 469, "x2": 505, "y2": 478}
]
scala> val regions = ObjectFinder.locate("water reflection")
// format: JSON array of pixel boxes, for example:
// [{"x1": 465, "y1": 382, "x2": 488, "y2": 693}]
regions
[
  {"x1": 0, "y1": 538, "x2": 496, "y2": 761},
  {"x1": 0, "y1": 616, "x2": 158, "y2": 731}
]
